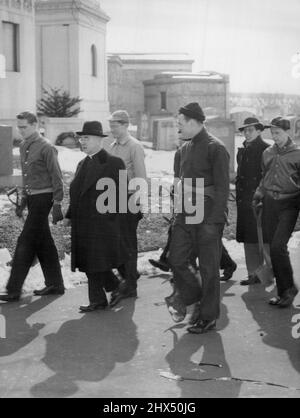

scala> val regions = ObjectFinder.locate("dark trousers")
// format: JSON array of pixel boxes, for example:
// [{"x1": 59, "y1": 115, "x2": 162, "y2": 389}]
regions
[
  {"x1": 162, "y1": 222, "x2": 233, "y2": 271},
  {"x1": 86, "y1": 272, "x2": 111, "y2": 304},
  {"x1": 168, "y1": 218, "x2": 224, "y2": 321},
  {"x1": 6, "y1": 193, "x2": 64, "y2": 295},
  {"x1": 119, "y1": 212, "x2": 141, "y2": 291},
  {"x1": 220, "y1": 244, "x2": 235, "y2": 270},
  {"x1": 264, "y1": 194, "x2": 299, "y2": 297}
]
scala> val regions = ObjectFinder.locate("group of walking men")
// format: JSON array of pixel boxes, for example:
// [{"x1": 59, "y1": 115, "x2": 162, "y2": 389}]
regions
[{"x1": 0, "y1": 103, "x2": 299, "y2": 336}]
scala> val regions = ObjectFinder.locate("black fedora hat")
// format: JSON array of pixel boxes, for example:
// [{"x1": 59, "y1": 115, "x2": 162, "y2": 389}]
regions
[
  {"x1": 76, "y1": 121, "x2": 108, "y2": 137},
  {"x1": 239, "y1": 117, "x2": 265, "y2": 132}
]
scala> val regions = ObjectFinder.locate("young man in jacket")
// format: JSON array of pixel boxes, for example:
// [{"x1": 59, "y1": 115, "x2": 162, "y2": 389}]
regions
[
  {"x1": 253, "y1": 117, "x2": 300, "y2": 307},
  {"x1": 0, "y1": 112, "x2": 65, "y2": 302}
]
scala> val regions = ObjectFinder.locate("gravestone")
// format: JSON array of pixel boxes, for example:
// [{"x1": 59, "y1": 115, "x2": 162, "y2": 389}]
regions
[
  {"x1": 205, "y1": 118, "x2": 235, "y2": 174},
  {"x1": 0, "y1": 125, "x2": 13, "y2": 176},
  {"x1": 0, "y1": 125, "x2": 22, "y2": 188},
  {"x1": 152, "y1": 118, "x2": 178, "y2": 151}
]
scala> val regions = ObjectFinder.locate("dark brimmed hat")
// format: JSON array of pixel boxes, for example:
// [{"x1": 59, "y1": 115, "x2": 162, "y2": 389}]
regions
[
  {"x1": 265, "y1": 117, "x2": 291, "y2": 131},
  {"x1": 179, "y1": 102, "x2": 206, "y2": 123},
  {"x1": 238, "y1": 117, "x2": 265, "y2": 132},
  {"x1": 76, "y1": 121, "x2": 108, "y2": 137}
]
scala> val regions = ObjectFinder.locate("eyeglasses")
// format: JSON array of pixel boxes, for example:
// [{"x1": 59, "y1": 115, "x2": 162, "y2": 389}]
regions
[{"x1": 78, "y1": 137, "x2": 93, "y2": 143}]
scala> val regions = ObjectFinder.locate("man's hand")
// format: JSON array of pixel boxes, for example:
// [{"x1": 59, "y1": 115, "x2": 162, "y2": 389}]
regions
[
  {"x1": 52, "y1": 203, "x2": 64, "y2": 225},
  {"x1": 15, "y1": 197, "x2": 27, "y2": 218},
  {"x1": 252, "y1": 191, "x2": 263, "y2": 217}
]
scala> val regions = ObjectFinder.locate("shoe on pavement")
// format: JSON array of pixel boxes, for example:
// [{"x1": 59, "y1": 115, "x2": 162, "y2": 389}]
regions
[
  {"x1": 187, "y1": 319, "x2": 217, "y2": 334},
  {"x1": 269, "y1": 296, "x2": 281, "y2": 306},
  {"x1": 220, "y1": 262, "x2": 237, "y2": 282},
  {"x1": 165, "y1": 293, "x2": 186, "y2": 323},
  {"x1": 79, "y1": 302, "x2": 108, "y2": 313},
  {"x1": 278, "y1": 286, "x2": 298, "y2": 308},
  {"x1": 148, "y1": 258, "x2": 170, "y2": 272},
  {"x1": 0, "y1": 293, "x2": 20, "y2": 302},
  {"x1": 109, "y1": 289, "x2": 137, "y2": 308},
  {"x1": 240, "y1": 274, "x2": 261, "y2": 286},
  {"x1": 33, "y1": 286, "x2": 65, "y2": 296}
]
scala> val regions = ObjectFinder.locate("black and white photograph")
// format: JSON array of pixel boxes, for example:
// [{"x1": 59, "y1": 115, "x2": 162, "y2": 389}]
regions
[{"x1": 0, "y1": 0, "x2": 300, "y2": 400}]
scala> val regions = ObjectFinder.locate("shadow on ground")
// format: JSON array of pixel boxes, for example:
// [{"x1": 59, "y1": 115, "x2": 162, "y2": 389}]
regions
[
  {"x1": 0, "y1": 296, "x2": 62, "y2": 357},
  {"x1": 242, "y1": 285, "x2": 300, "y2": 378},
  {"x1": 30, "y1": 299, "x2": 138, "y2": 398},
  {"x1": 165, "y1": 281, "x2": 242, "y2": 398}
]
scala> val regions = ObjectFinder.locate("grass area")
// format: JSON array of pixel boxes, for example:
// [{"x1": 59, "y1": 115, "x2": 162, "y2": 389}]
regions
[
  {"x1": 0, "y1": 193, "x2": 264, "y2": 258},
  {"x1": 1, "y1": 161, "x2": 300, "y2": 258}
]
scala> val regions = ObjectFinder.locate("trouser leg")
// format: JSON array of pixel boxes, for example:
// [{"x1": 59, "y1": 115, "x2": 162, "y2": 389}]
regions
[
  {"x1": 168, "y1": 223, "x2": 201, "y2": 306},
  {"x1": 119, "y1": 212, "x2": 140, "y2": 292},
  {"x1": 86, "y1": 272, "x2": 108, "y2": 304},
  {"x1": 264, "y1": 196, "x2": 299, "y2": 297},
  {"x1": 196, "y1": 223, "x2": 224, "y2": 321},
  {"x1": 160, "y1": 224, "x2": 173, "y2": 261},
  {"x1": 243, "y1": 243, "x2": 264, "y2": 276},
  {"x1": 220, "y1": 243, "x2": 235, "y2": 270},
  {"x1": 7, "y1": 193, "x2": 63, "y2": 294}
]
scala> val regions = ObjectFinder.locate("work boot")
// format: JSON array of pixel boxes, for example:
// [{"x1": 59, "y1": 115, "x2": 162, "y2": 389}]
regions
[
  {"x1": 220, "y1": 262, "x2": 237, "y2": 281},
  {"x1": 240, "y1": 274, "x2": 261, "y2": 286}
]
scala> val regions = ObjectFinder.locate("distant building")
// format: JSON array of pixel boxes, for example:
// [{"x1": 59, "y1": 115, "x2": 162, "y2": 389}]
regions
[
  {"x1": 107, "y1": 53, "x2": 194, "y2": 124},
  {"x1": 0, "y1": 0, "x2": 36, "y2": 125},
  {"x1": 36, "y1": 0, "x2": 110, "y2": 122},
  {"x1": 144, "y1": 71, "x2": 230, "y2": 120},
  {"x1": 0, "y1": 0, "x2": 110, "y2": 130}
]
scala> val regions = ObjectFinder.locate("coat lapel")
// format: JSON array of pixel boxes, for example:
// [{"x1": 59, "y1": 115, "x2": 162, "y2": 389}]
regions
[{"x1": 80, "y1": 149, "x2": 109, "y2": 197}]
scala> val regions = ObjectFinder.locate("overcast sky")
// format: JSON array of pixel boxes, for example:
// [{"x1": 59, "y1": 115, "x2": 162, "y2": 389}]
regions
[{"x1": 101, "y1": 0, "x2": 300, "y2": 95}]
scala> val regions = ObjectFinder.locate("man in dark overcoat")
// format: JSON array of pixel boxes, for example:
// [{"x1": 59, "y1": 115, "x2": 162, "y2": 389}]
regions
[
  {"x1": 65, "y1": 121, "x2": 128, "y2": 312},
  {"x1": 236, "y1": 117, "x2": 270, "y2": 285}
]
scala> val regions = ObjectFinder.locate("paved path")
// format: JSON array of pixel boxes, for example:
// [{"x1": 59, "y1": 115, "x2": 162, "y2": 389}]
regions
[{"x1": 0, "y1": 249, "x2": 300, "y2": 398}]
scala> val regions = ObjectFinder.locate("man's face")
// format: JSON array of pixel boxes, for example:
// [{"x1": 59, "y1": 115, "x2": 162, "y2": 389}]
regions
[
  {"x1": 270, "y1": 127, "x2": 289, "y2": 147},
  {"x1": 177, "y1": 114, "x2": 193, "y2": 140},
  {"x1": 244, "y1": 126, "x2": 260, "y2": 142},
  {"x1": 17, "y1": 119, "x2": 37, "y2": 140},
  {"x1": 109, "y1": 121, "x2": 128, "y2": 139},
  {"x1": 79, "y1": 135, "x2": 102, "y2": 155}
]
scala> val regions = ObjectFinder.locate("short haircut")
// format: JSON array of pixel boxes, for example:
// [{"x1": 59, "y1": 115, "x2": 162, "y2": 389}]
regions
[{"x1": 17, "y1": 111, "x2": 38, "y2": 125}]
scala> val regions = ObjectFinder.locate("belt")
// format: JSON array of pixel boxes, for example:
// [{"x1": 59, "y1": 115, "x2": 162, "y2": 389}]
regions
[
  {"x1": 266, "y1": 190, "x2": 300, "y2": 200},
  {"x1": 25, "y1": 187, "x2": 53, "y2": 196}
]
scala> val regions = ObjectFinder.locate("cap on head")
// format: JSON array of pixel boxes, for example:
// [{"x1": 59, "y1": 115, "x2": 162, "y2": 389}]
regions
[
  {"x1": 76, "y1": 121, "x2": 108, "y2": 137},
  {"x1": 238, "y1": 117, "x2": 265, "y2": 132},
  {"x1": 179, "y1": 102, "x2": 206, "y2": 123},
  {"x1": 108, "y1": 110, "x2": 130, "y2": 124},
  {"x1": 267, "y1": 117, "x2": 291, "y2": 131}
]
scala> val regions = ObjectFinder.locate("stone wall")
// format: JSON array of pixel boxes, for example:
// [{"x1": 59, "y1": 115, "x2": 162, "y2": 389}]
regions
[{"x1": 0, "y1": 0, "x2": 36, "y2": 122}]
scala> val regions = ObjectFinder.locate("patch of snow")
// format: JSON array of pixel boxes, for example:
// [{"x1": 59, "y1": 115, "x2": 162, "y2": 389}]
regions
[
  {"x1": 0, "y1": 195, "x2": 12, "y2": 215},
  {"x1": 56, "y1": 146, "x2": 86, "y2": 173},
  {"x1": 0, "y1": 252, "x2": 87, "y2": 294}
]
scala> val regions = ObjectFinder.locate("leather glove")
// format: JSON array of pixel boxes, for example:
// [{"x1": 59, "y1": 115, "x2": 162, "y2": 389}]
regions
[
  {"x1": 15, "y1": 197, "x2": 27, "y2": 218},
  {"x1": 52, "y1": 203, "x2": 64, "y2": 225}
]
